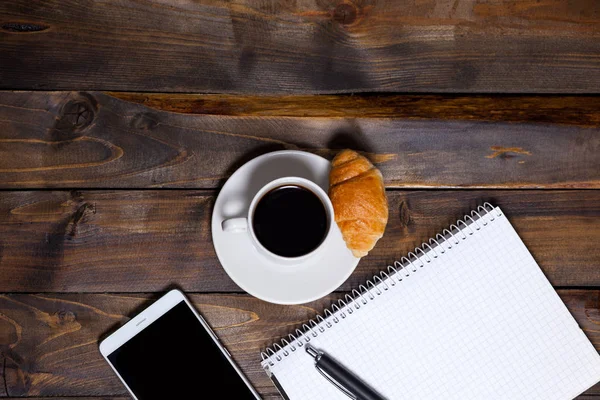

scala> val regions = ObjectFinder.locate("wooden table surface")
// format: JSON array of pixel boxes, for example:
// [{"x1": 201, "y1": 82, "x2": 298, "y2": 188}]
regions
[{"x1": 1, "y1": 0, "x2": 599, "y2": 399}]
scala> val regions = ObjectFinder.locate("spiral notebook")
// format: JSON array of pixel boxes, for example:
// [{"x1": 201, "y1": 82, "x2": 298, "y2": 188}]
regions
[{"x1": 261, "y1": 204, "x2": 600, "y2": 399}]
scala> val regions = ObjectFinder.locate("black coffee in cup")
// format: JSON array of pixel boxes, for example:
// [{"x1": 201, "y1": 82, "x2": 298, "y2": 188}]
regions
[{"x1": 253, "y1": 185, "x2": 328, "y2": 258}]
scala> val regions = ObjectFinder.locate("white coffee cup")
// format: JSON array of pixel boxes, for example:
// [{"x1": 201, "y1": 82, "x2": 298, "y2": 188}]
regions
[{"x1": 221, "y1": 177, "x2": 334, "y2": 265}]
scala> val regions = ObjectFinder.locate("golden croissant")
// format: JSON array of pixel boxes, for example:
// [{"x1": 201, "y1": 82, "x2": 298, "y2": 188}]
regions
[{"x1": 329, "y1": 149, "x2": 388, "y2": 258}]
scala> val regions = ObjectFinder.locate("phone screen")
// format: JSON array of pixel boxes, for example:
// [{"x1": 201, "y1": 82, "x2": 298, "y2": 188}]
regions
[{"x1": 107, "y1": 300, "x2": 257, "y2": 399}]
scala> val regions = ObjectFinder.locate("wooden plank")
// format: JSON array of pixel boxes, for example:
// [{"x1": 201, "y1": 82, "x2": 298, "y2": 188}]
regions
[
  {"x1": 0, "y1": 397, "x2": 281, "y2": 400},
  {"x1": 0, "y1": 396, "x2": 282, "y2": 399},
  {"x1": 0, "y1": 355, "x2": 5, "y2": 397},
  {"x1": 0, "y1": 291, "x2": 599, "y2": 397},
  {"x1": 109, "y1": 93, "x2": 600, "y2": 125},
  {"x1": 0, "y1": 190, "x2": 598, "y2": 293},
  {"x1": 0, "y1": 395, "x2": 597, "y2": 400},
  {"x1": 3, "y1": 394, "x2": 282, "y2": 400},
  {"x1": 7, "y1": 397, "x2": 597, "y2": 400},
  {"x1": 1, "y1": 0, "x2": 599, "y2": 93},
  {"x1": 1, "y1": 91, "x2": 599, "y2": 189},
  {"x1": 0, "y1": 293, "x2": 333, "y2": 397}
]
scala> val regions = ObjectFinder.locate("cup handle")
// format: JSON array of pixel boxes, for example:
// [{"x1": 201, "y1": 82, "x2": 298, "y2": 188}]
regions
[{"x1": 222, "y1": 217, "x2": 248, "y2": 233}]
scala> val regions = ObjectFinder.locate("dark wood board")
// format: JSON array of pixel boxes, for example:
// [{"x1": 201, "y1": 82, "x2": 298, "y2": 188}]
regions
[
  {"x1": 1, "y1": 91, "x2": 599, "y2": 189},
  {"x1": 0, "y1": 398, "x2": 281, "y2": 400},
  {"x1": 0, "y1": 190, "x2": 598, "y2": 293},
  {"x1": 0, "y1": 395, "x2": 596, "y2": 400},
  {"x1": 0, "y1": 291, "x2": 599, "y2": 397},
  {"x1": 0, "y1": 355, "x2": 5, "y2": 396},
  {"x1": 0, "y1": 398, "x2": 130, "y2": 400},
  {"x1": 0, "y1": 398, "x2": 282, "y2": 400},
  {"x1": 1, "y1": 0, "x2": 599, "y2": 93},
  {"x1": 109, "y1": 93, "x2": 600, "y2": 125},
  {"x1": 18, "y1": 397, "x2": 591, "y2": 400},
  {"x1": 0, "y1": 394, "x2": 284, "y2": 400}
]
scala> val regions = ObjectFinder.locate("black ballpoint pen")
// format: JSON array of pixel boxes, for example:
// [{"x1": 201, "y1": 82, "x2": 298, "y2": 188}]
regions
[{"x1": 305, "y1": 345, "x2": 385, "y2": 400}]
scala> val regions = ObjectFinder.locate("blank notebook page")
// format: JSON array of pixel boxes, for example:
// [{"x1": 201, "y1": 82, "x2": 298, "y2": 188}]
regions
[{"x1": 262, "y1": 207, "x2": 600, "y2": 399}]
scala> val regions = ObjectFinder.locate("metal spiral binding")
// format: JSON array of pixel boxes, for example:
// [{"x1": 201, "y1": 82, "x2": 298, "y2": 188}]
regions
[{"x1": 261, "y1": 203, "x2": 501, "y2": 367}]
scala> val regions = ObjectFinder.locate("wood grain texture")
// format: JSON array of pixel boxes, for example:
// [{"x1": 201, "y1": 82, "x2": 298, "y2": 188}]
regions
[
  {"x1": 0, "y1": 354, "x2": 6, "y2": 397},
  {"x1": 3, "y1": 394, "x2": 280, "y2": 400},
  {"x1": 1, "y1": 91, "x2": 599, "y2": 189},
  {"x1": 0, "y1": 190, "x2": 598, "y2": 293},
  {"x1": 0, "y1": 293, "x2": 332, "y2": 397},
  {"x1": 110, "y1": 93, "x2": 600, "y2": 125},
  {"x1": 1, "y1": 0, "x2": 599, "y2": 93},
  {"x1": 0, "y1": 398, "x2": 281, "y2": 400},
  {"x1": 0, "y1": 291, "x2": 598, "y2": 397}
]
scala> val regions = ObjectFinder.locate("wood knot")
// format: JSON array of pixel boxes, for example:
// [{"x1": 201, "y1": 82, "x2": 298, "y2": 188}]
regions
[
  {"x1": 333, "y1": 3, "x2": 357, "y2": 25},
  {"x1": 131, "y1": 112, "x2": 159, "y2": 130},
  {"x1": 67, "y1": 202, "x2": 96, "y2": 237},
  {"x1": 399, "y1": 201, "x2": 411, "y2": 228},
  {"x1": 2, "y1": 22, "x2": 49, "y2": 33},
  {"x1": 54, "y1": 310, "x2": 76, "y2": 325},
  {"x1": 50, "y1": 94, "x2": 97, "y2": 142},
  {"x1": 485, "y1": 146, "x2": 532, "y2": 160},
  {"x1": 60, "y1": 100, "x2": 94, "y2": 131}
]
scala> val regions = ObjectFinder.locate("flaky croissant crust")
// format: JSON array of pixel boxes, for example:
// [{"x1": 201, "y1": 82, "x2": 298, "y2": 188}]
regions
[{"x1": 329, "y1": 150, "x2": 388, "y2": 258}]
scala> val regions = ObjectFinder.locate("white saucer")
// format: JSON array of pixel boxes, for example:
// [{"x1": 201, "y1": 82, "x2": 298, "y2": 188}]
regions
[{"x1": 212, "y1": 150, "x2": 359, "y2": 305}]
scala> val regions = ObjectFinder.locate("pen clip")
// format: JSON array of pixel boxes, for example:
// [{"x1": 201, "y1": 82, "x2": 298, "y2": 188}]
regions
[{"x1": 315, "y1": 364, "x2": 357, "y2": 400}]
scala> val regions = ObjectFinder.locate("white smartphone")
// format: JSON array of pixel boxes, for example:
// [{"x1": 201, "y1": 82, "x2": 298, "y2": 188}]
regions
[{"x1": 99, "y1": 289, "x2": 262, "y2": 399}]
